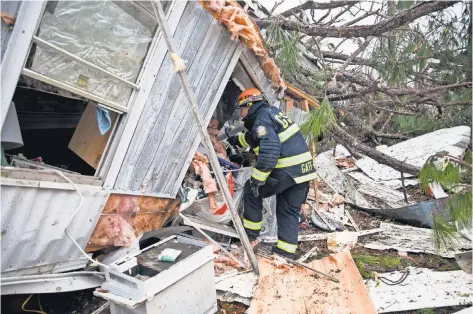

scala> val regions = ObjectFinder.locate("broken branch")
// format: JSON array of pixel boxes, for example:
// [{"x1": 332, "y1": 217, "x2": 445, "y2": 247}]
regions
[
  {"x1": 329, "y1": 123, "x2": 421, "y2": 175},
  {"x1": 257, "y1": 2, "x2": 458, "y2": 38},
  {"x1": 279, "y1": 1, "x2": 359, "y2": 18}
]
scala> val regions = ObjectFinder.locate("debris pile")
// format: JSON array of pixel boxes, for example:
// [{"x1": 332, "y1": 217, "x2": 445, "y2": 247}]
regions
[{"x1": 213, "y1": 126, "x2": 472, "y2": 313}]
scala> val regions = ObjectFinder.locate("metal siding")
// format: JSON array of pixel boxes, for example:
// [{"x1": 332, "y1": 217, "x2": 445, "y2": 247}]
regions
[
  {"x1": 113, "y1": 1, "x2": 242, "y2": 196},
  {"x1": 1, "y1": 182, "x2": 109, "y2": 277}
]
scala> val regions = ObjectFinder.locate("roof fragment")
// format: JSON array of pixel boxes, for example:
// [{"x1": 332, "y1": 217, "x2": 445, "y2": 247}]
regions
[{"x1": 198, "y1": 0, "x2": 286, "y2": 92}]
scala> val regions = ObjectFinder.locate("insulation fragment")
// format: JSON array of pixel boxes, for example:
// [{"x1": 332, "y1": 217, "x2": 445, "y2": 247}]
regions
[
  {"x1": 170, "y1": 52, "x2": 186, "y2": 72},
  {"x1": 198, "y1": 0, "x2": 286, "y2": 91}
]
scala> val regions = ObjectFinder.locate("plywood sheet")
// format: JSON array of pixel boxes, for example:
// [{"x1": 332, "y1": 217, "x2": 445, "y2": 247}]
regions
[
  {"x1": 69, "y1": 104, "x2": 118, "y2": 169},
  {"x1": 247, "y1": 251, "x2": 377, "y2": 314}
]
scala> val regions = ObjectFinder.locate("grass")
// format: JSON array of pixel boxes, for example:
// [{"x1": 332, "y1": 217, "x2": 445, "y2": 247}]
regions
[{"x1": 353, "y1": 254, "x2": 403, "y2": 279}]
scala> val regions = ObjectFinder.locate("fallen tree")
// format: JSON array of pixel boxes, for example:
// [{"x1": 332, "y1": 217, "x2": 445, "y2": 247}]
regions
[
  {"x1": 262, "y1": 0, "x2": 471, "y2": 150},
  {"x1": 266, "y1": 0, "x2": 471, "y2": 251}
]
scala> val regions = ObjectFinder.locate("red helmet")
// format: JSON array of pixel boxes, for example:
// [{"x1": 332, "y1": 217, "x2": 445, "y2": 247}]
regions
[{"x1": 236, "y1": 88, "x2": 264, "y2": 108}]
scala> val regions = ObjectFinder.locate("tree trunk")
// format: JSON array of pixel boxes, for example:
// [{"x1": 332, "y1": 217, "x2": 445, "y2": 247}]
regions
[{"x1": 329, "y1": 123, "x2": 421, "y2": 175}]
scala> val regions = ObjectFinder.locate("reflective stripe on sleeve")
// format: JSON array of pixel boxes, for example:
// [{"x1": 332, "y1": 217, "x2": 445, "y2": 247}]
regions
[
  {"x1": 238, "y1": 132, "x2": 249, "y2": 147},
  {"x1": 251, "y1": 168, "x2": 270, "y2": 181}
]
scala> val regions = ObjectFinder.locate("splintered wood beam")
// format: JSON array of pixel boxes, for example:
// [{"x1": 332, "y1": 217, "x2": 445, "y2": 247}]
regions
[
  {"x1": 285, "y1": 83, "x2": 320, "y2": 108},
  {"x1": 299, "y1": 99, "x2": 310, "y2": 112}
]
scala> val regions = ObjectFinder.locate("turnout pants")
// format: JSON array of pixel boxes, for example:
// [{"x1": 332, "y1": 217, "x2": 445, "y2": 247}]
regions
[{"x1": 243, "y1": 170, "x2": 309, "y2": 254}]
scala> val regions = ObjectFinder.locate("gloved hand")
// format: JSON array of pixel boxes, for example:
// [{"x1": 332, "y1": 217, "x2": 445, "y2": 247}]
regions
[
  {"x1": 227, "y1": 135, "x2": 238, "y2": 147},
  {"x1": 249, "y1": 177, "x2": 264, "y2": 198}
]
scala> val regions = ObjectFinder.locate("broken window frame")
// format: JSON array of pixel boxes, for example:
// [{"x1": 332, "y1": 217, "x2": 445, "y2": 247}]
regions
[
  {"x1": 2, "y1": 0, "x2": 175, "y2": 183},
  {"x1": 20, "y1": 0, "x2": 172, "y2": 113}
]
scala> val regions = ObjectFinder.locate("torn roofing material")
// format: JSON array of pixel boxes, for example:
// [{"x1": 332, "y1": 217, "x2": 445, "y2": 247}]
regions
[
  {"x1": 198, "y1": 0, "x2": 286, "y2": 91},
  {"x1": 247, "y1": 251, "x2": 377, "y2": 314},
  {"x1": 355, "y1": 126, "x2": 471, "y2": 181},
  {"x1": 315, "y1": 151, "x2": 372, "y2": 208},
  {"x1": 367, "y1": 267, "x2": 473, "y2": 313},
  {"x1": 364, "y1": 222, "x2": 472, "y2": 258}
]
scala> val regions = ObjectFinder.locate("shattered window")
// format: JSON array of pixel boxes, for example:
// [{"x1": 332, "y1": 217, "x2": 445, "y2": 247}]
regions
[
  {"x1": 24, "y1": 1, "x2": 171, "y2": 110},
  {"x1": 2, "y1": 1, "x2": 171, "y2": 177}
]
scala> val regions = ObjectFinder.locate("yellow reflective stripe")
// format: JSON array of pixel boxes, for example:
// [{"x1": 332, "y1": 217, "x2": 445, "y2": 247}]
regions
[
  {"x1": 253, "y1": 124, "x2": 298, "y2": 154},
  {"x1": 243, "y1": 219, "x2": 262, "y2": 230},
  {"x1": 253, "y1": 124, "x2": 298, "y2": 156},
  {"x1": 294, "y1": 172, "x2": 317, "y2": 184},
  {"x1": 277, "y1": 240, "x2": 297, "y2": 253},
  {"x1": 275, "y1": 152, "x2": 313, "y2": 169},
  {"x1": 278, "y1": 124, "x2": 299, "y2": 142},
  {"x1": 238, "y1": 133, "x2": 249, "y2": 147},
  {"x1": 251, "y1": 168, "x2": 270, "y2": 181}
]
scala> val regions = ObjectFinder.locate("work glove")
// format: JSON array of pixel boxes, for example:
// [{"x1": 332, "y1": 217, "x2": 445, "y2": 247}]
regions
[
  {"x1": 249, "y1": 177, "x2": 264, "y2": 198},
  {"x1": 227, "y1": 135, "x2": 238, "y2": 147}
]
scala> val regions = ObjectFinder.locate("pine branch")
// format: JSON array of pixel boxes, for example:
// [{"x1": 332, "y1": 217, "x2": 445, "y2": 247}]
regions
[
  {"x1": 329, "y1": 123, "x2": 421, "y2": 175},
  {"x1": 343, "y1": 8, "x2": 380, "y2": 26},
  {"x1": 333, "y1": 38, "x2": 373, "y2": 80},
  {"x1": 316, "y1": 50, "x2": 376, "y2": 67},
  {"x1": 369, "y1": 103, "x2": 422, "y2": 117},
  {"x1": 324, "y1": 2, "x2": 358, "y2": 26},
  {"x1": 344, "y1": 112, "x2": 412, "y2": 141},
  {"x1": 328, "y1": 84, "x2": 377, "y2": 101},
  {"x1": 372, "y1": 132, "x2": 412, "y2": 140},
  {"x1": 379, "y1": 112, "x2": 394, "y2": 133},
  {"x1": 279, "y1": 1, "x2": 359, "y2": 18},
  {"x1": 389, "y1": 82, "x2": 472, "y2": 96},
  {"x1": 270, "y1": 0, "x2": 285, "y2": 14},
  {"x1": 257, "y1": 1, "x2": 458, "y2": 38},
  {"x1": 434, "y1": 100, "x2": 472, "y2": 107},
  {"x1": 437, "y1": 153, "x2": 473, "y2": 169}
]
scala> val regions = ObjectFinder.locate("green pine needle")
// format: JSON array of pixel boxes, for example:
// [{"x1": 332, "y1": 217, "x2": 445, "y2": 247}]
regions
[
  {"x1": 300, "y1": 98, "x2": 337, "y2": 142},
  {"x1": 264, "y1": 22, "x2": 301, "y2": 74},
  {"x1": 419, "y1": 155, "x2": 472, "y2": 251}
]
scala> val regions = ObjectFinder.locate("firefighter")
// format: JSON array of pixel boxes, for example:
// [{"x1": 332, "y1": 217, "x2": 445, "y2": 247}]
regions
[{"x1": 228, "y1": 88, "x2": 316, "y2": 259}]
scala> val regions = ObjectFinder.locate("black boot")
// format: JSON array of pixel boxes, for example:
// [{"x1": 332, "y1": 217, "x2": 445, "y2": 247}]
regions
[{"x1": 272, "y1": 246, "x2": 296, "y2": 260}]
